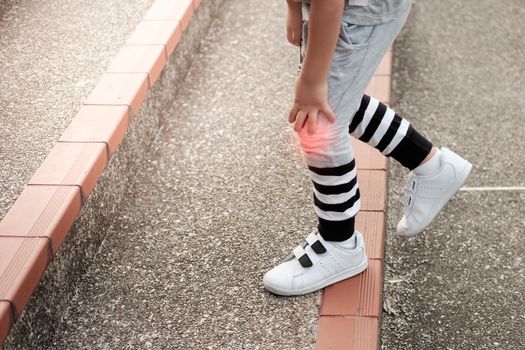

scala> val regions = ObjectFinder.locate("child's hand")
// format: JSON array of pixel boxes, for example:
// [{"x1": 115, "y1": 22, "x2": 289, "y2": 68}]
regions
[
  {"x1": 287, "y1": 0, "x2": 342, "y2": 134},
  {"x1": 286, "y1": 0, "x2": 303, "y2": 46},
  {"x1": 288, "y1": 76, "x2": 336, "y2": 134}
]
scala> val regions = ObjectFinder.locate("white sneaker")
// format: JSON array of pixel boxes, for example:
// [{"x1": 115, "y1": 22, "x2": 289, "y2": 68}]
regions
[
  {"x1": 263, "y1": 230, "x2": 368, "y2": 296},
  {"x1": 397, "y1": 147, "x2": 472, "y2": 238}
]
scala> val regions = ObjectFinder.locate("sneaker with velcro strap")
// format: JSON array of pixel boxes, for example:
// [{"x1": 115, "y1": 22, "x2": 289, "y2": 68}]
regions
[
  {"x1": 263, "y1": 230, "x2": 368, "y2": 296},
  {"x1": 397, "y1": 147, "x2": 472, "y2": 238}
]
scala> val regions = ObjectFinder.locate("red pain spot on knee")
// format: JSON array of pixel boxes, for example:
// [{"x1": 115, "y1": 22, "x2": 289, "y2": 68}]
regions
[{"x1": 297, "y1": 119, "x2": 330, "y2": 153}]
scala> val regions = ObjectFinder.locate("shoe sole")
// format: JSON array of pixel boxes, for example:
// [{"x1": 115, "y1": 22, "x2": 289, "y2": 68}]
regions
[
  {"x1": 399, "y1": 160, "x2": 472, "y2": 238},
  {"x1": 264, "y1": 256, "x2": 369, "y2": 296}
]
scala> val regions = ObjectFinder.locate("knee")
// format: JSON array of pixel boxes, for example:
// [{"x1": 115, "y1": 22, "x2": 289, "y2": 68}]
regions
[{"x1": 296, "y1": 118, "x2": 349, "y2": 162}]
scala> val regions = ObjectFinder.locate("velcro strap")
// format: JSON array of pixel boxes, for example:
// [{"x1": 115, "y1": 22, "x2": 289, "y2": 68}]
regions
[
  {"x1": 293, "y1": 245, "x2": 313, "y2": 268},
  {"x1": 298, "y1": 254, "x2": 313, "y2": 268},
  {"x1": 292, "y1": 245, "x2": 306, "y2": 260},
  {"x1": 305, "y1": 232, "x2": 317, "y2": 246},
  {"x1": 311, "y1": 240, "x2": 327, "y2": 254},
  {"x1": 306, "y1": 233, "x2": 327, "y2": 254}
]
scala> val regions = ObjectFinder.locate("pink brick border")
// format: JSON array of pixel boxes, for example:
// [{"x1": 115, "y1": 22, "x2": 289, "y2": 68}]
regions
[{"x1": 0, "y1": 0, "x2": 203, "y2": 344}]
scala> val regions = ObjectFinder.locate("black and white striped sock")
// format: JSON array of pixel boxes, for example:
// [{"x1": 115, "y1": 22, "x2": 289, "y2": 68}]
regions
[
  {"x1": 308, "y1": 160, "x2": 360, "y2": 242},
  {"x1": 350, "y1": 94, "x2": 433, "y2": 170}
]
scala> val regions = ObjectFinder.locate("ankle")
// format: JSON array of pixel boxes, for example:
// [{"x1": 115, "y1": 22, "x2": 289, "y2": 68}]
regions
[
  {"x1": 318, "y1": 229, "x2": 356, "y2": 248},
  {"x1": 413, "y1": 148, "x2": 442, "y2": 176},
  {"x1": 335, "y1": 234, "x2": 357, "y2": 249},
  {"x1": 419, "y1": 147, "x2": 439, "y2": 166}
]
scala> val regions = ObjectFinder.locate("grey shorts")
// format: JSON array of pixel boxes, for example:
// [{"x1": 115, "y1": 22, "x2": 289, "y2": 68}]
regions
[{"x1": 297, "y1": 1, "x2": 412, "y2": 168}]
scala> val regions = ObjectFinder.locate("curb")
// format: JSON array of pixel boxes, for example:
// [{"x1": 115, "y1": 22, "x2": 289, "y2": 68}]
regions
[
  {"x1": 315, "y1": 49, "x2": 392, "y2": 350},
  {"x1": 0, "y1": 0, "x2": 215, "y2": 345}
]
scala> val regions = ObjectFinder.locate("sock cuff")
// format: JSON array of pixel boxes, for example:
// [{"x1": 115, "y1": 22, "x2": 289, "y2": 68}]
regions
[
  {"x1": 389, "y1": 125, "x2": 433, "y2": 170},
  {"x1": 318, "y1": 217, "x2": 355, "y2": 241}
]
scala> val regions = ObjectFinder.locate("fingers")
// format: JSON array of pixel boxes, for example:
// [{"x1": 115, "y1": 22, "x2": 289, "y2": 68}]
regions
[
  {"x1": 288, "y1": 103, "x2": 299, "y2": 123},
  {"x1": 287, "y1": 32, "x2": 296, "y2": 46},
  {"x1": 290, "y1": 34, "x2": 300, "y2": 46},
  {"x1": 287, "y1": 30, "x2": 301, "y2": 46},
  {"x1": 293, "y1": 110, "x2": 318, "y2": 134},
  {"x1": 322, "y1": 104, "x2": 336, "y2": 123},
  {"x1": 306, "y1": 110, "x2": 318, "y2": 134},
  {"x1": 290, "y1": 105, "x2": 335, "y2": 134},
  {"x1": 293, "y1": 110, "x2": 308, "y2": 132}
]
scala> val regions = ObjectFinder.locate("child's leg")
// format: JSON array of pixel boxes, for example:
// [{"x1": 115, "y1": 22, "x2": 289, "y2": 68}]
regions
[
  {"x1": 349, "y1": 93, "x2": 471, "y2": 237},
  {"x1": 299, "y1": 117, "x2": 360, "y2": 243},
  {"x1": 264, "y1": 118, "x2": 368, "y2": 296}
]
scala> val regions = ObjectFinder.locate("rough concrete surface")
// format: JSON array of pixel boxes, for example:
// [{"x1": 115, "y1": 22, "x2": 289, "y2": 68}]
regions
[
  {"x1": 0, "y1": 0, "x2": 155, "y2": 219},
  {"x1": 382, "y1": 0, "x2": 525, "y2": 349},
  {"x1": 2, "y1": 1, "x2": 224, "y2": 348},
  {"x1": 48, "y1": 0, "x2": 319, "y2": 349}
]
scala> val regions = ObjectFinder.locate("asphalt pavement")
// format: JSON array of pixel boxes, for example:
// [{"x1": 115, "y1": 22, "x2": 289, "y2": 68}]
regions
[{"x1": 382, "y1": 1, "x2": 525, "y2": 349}]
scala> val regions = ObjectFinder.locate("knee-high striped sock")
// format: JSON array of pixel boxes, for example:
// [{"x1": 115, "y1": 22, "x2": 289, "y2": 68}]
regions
[
  {"x1": 349, "y1": 95, "x2": 433, "y2": 170},
  {"x1": 308, "y1": 159, "x2": 360, "y2": 241}
]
